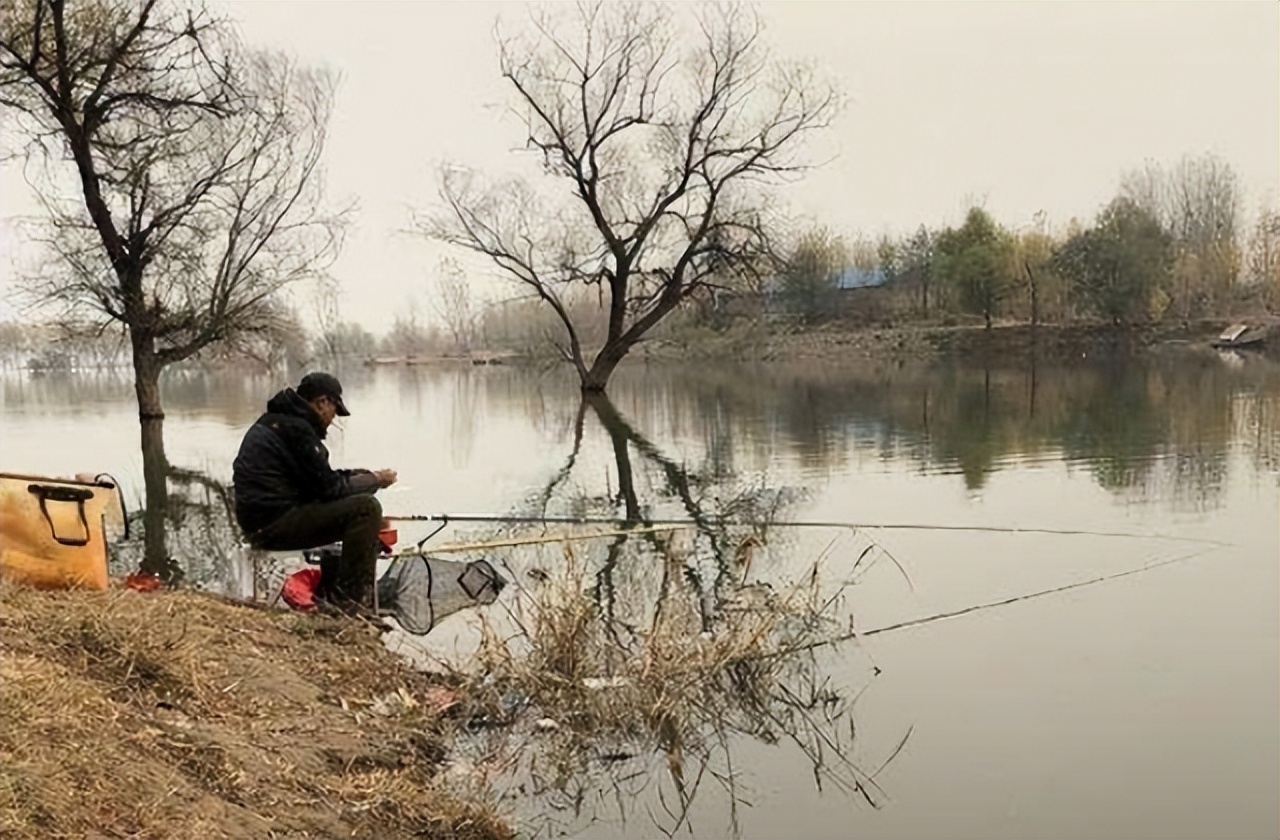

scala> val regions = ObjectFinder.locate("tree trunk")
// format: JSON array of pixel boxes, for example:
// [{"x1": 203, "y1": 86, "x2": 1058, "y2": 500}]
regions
[
  {"x1": 584, "y1": 392, "x2": 717, "y2": 630},
  {"x1": 586, "y1": 394, "x2": 641, "y2": 522},
  {"x1": 1026, "y1": 260, "x2": 1039, "y2": 331},
  {"x1": 131, "y1": 334, "x2": 179, "y2": 582},
  {"x1": 1027, "y1": 345, "x2": 1038, "y2": 420},
  {"x1": 581, "y1": 340, "x2": 632, "y2": 392},
  {"x1": 983, "y1": 365, "x2": 991, "y2": 420}
]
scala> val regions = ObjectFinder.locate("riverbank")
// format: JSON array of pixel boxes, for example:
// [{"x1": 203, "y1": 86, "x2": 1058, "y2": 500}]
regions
[
  {"x1": 361, "y1": 319, "x2": 1279, "y2": 372},
  {"x1": 635, "y1": 318, "x2": 1280, "y2": 365},
  {"x1": 0, "y1": 583, "x2": 508, "y2": 840}
]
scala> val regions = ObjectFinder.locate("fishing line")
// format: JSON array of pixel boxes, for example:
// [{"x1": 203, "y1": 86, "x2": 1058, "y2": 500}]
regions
[
  {"x1": 385, "y1": 515, "x2": 1230, "y2": 653},
  {"x1": 766, "y1": 540, "x2": 1226, "y2": 657},
  {"x1": 385, "y1": 512, "x2": 1226, "y2": 546}
]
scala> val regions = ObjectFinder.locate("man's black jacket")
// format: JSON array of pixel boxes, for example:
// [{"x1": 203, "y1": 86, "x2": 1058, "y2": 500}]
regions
[{"x1": 232, "y1": 388, "x2": 379, "y2": 535}]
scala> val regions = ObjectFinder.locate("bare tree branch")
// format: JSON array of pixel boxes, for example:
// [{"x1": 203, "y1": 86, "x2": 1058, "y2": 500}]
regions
[
  {"x1": 0, "y1": 0, "x2": 344, "y2": 571},
  {"x1": 417, "y1": 1, "x2": 839, "y2": 391}
]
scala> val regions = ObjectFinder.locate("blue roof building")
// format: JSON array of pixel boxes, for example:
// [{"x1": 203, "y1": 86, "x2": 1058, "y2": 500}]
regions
[{"x1": 833, "y1": 266, "x2": 888, "y2": 290}]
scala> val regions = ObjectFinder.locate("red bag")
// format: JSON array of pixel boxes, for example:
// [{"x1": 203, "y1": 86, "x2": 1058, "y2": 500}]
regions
[
  {"x1": 280, "y1": 567, "x2": 322, "y2": 612},
  {"x1": 378, "y1": 528, "x2": 398, "y2": 553},
  {"x1": 124, "y1": 570, "x2": 163, "y2": 593}
]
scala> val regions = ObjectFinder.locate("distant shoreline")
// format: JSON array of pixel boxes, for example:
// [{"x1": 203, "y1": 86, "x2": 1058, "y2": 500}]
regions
[
  {"x1": 8, "y1": 318, "x2": 1274, "y2": 377},
  {"x1": 633, "y1": 318, "x2": 1280, "y2": 365},
  {"x1": 359, "y1": 319, "x2": 1280, "y2": 370}
]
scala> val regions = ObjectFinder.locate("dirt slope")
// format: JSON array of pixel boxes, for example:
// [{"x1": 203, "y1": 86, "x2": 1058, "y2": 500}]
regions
[{"x1": 0, "y1": 583, "x2": 508, "y2": 840}]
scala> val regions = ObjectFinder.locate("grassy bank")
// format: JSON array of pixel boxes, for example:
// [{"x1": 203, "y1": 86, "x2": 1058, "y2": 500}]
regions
[
  {"x1": 632, "y1": 318, "x2": 1275, "y2": 365},
  {"x1": 0, "y1": 583, "x2": 509, "y2": 840},
  {"x1": 354, "y1": 318, "x2": 1276, "y2": 372}
]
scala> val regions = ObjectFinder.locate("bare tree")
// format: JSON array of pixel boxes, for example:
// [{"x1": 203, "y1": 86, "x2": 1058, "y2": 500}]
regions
[
  {"x1": 1018, "y1": 210, "x2": 1054, "y2": 330},
  {"x1": 1167, "y1": 155, "x2": 1240, "y2": 254},
  {"x1": 1121, "y1": 153, "x2": 1241, "y2": 317},
  {"x1": 1245, "y1": 205, "x2": 1279, "y2": 312},
  {"x1": 779, "y1": 225, "x2": 847, "y2": 324},
  {"x1": 311, "y1": 276, "x2": 342, "y2": 360},
  {"x1": 380, "y1": 300, "x2": 436, "y2": 358},
  {"x1": 890, "y1": 225, "x2": 934, "y2": 319},
  {"x1": 1118, "y1": 160, "x2": 1168, "y2": 229},
  {"x1": 420, "y1": 1, "x2": 838, "y2": 391},
  {"x1": 0, "y1": 0, "x2": 344, "y2": 576},
  {"x1": 197, "y1": 298, "x2": 312, "y2": 372},
  {"x1": 309, "y1": 280, "x2": 377, "y2": 361},
  {"x1": 1169, "y1": 154, "x2": 1240, "y2": 311},
  {"x1": 431, "y1": 257, "x2": 476, "y2": 356},
  {"x1": 0, "y1": 321, "x2": 34, "y2": 369}
]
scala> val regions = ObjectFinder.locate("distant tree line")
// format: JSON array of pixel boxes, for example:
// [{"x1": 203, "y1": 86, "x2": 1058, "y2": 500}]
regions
[
  {"x1": 6, "y1": 149, "x2": 1276, "y2": 373},
  {"x1": 767, "y1": 153, "x2": 1278, "y2": 329}
]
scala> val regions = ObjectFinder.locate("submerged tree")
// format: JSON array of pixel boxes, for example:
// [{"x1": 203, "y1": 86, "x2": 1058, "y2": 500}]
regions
[
  {"x1": 421, "y1": 1, "x2": 838, "y2": 391},
  {"x1": 0, "y1": 0, "x2": 343, "y2": 576}
]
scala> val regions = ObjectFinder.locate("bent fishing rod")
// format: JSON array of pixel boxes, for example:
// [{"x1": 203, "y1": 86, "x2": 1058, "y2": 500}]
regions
[{"x1": 384, "y1": 512, "x2": 1225, "y2": 545}]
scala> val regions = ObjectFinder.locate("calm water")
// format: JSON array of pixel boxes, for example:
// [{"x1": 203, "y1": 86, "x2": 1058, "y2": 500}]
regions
[{"x1": 2, "y1": 348, "x2": 1277, "y2": 840}]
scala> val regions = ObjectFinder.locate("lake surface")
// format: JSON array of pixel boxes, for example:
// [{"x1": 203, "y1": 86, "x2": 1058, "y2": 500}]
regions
[{"x1": 2, "y1": 348, "x2": 1277, "y2": 840}]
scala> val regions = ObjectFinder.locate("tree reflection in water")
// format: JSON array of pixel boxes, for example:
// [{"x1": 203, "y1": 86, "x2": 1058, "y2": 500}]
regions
[
  {"x1": 13, "y1": 349, "x2": 1279, "y2": 582},
  {"x1": 109, "y1": 464, "x2": 258, "y2": 595},
  {"x1": 439, "y1": 394, "x2": 912, "y2": 839}
]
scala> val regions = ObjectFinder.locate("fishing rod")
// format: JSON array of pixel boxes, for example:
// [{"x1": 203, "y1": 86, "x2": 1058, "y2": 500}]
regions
[
  {"x1": 409, "y1": 524, "x2": 684, "y2": 555},
  {"x1": 384, "y1": 512, "x2": 1225, "y2": 545},
  {"x1": 764, "y1": 540, "x2": 1225, "y2": 653}
]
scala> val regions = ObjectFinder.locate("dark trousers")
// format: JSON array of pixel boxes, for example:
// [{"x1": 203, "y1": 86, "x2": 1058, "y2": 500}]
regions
[{"x1": 251, "y1": 495, "x2": 382, "y2": 605}]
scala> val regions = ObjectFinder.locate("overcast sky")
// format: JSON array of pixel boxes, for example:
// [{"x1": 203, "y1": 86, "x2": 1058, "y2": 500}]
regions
[{"x1": 1, "y1": 1, "x2": 1277, "y2": 332}]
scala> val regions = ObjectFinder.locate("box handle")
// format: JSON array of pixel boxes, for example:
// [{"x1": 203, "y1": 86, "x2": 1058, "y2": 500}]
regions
[{"x1": 27, "y1": 484, "x2": 93, "y2": 547}]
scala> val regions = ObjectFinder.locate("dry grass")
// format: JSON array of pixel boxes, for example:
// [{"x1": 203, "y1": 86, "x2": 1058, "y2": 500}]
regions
[
  {"x1": 0, "y1": 581, "x2": 511, "y2": 840},
  {"x1": 444, "y1": 538, "x2": 885, "y2": 835},
  {"x1": 468, "y1": 556, "x2": 791, "y2": 741}
]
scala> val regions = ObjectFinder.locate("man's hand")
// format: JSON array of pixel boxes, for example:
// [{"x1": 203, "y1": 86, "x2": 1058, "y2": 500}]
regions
[{"x1": 374, "y1": 469, "x2": 398, "y2": 489}]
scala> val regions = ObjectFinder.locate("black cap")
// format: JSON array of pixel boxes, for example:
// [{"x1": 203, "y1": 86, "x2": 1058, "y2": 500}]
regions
[{"x1": 297, "y1": 372, "x2": 350, "y2": 416}]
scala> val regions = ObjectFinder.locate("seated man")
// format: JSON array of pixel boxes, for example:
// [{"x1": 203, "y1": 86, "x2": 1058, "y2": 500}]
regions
[{"x1": 232, "y1": 372, "x2": 397, "y2": 613}]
